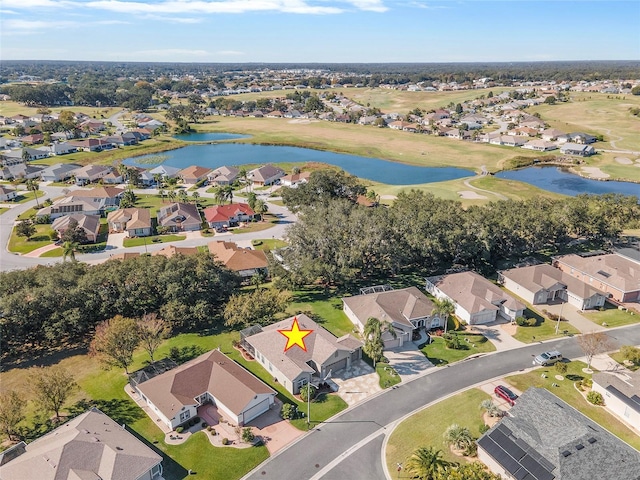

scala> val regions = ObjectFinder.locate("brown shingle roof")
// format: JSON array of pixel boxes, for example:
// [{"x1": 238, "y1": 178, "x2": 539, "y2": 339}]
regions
[
  {"x1": 68, "y1": 186, "x2": 124, "y2": 199},
  {"x1": 151, "y1": 245, "x2": 199, "y2": 258},
  {"x1": 0, "y1": 409, "x2": 161, "y2": 480},
  {"x1": 554, "y1": 254, "x2": 640, "y2": 293},
  {"x1": 501, "y1": 264, "x2": 605, "y2": 300},
  {"x1": 208, "y1": 241, "x2": 268, "y2": 271},
  {"x1": 136, "y1": 350, "x2": 275, "y2": 421}
]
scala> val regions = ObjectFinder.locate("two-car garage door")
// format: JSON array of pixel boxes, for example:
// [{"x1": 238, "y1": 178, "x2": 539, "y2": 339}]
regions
[{"x1": 243, "y1": 397, "x2": 271, "y2": 424}]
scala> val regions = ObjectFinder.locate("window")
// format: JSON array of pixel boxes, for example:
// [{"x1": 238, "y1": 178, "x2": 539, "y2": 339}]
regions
[
  {"x1": 179, "y1": 410, "x2": 191, "y2": 422},
  {"x1": 151, "y1": 464, "x2": 163, "y2": 479}
]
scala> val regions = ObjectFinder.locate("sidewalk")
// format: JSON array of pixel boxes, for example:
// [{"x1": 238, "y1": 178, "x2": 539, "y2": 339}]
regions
[{"x1": 23, "y1": 243, "x2": 59, "y2": 258}]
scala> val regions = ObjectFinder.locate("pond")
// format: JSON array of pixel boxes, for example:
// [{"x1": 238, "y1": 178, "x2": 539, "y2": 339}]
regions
[
  {"x1": 125, "y1": 143, "x2": 473, "y2": 185},
  {"x1": 173, "y1": 132, "x2": 250, "y2": 142},
  {"x1": 496, "y1": 167, "x2": 639, "y2": 199}
]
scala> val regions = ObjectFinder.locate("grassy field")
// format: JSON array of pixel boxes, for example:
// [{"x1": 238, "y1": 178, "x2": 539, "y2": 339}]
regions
[
  {"x1": 251, "y1": 238, "x2": 287, "y2": 250},
  {"x1": 386, "y1": 388, "x2": 490, "y2": 472},
  {"x1": 420, "y1": 333, "x2": 496, "y2": 366},
  {"x1": 0, "y1": 102, "x2": 120, "y2": 119},
  {"x1": 528, "y1": 92, "x2": 640, "y2": 152},
  {"x1": 7, "y1": 224, "x2": 54, "y2": 253},
  {"x1": 123, "y1": 234, "x2": 186, "y2": 248},
  {"x1": 507, "y1": 360, "x2": 640, "y2": 450},
  {"x1": 288, "y1": 287, "x2": 357, "y2": 338},
  {"x1": 582, "y1": 303, "x2": 640, "y2": 329}
]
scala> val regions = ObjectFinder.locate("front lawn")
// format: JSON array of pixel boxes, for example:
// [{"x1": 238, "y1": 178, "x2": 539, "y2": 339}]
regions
[
  {"x1": 0, "y1": 208, "x2": 8, "y2": 215},
  {"x1": 123, "y1": 234, "x2": 186, "y2": 248},
  {"x1": 506, "y1": 361, "x2": 640, "y2": 450},
  {"x1": 513, "y1": 316, "x2": 580, "y2": 343},
  {"x1": 13, "y1": 190, "x2": 46, "y2": 204},
  {"x1": 420, "y1": 333, "x2": 495, "y2": 366},
  {"x1": 230, "y1": 215, "x2": 278, "y2": 234},
  {"x1": 385, "y1": 388, "x2": 490, "y2": 472},
  {"x1": 582, "y1": 303, "x2": 640, "y2": 328},
  {"x1": 251, "y1": 238, "x2": 287, "y2": 250},
  {"x1": 609, "y1": 351, "x2": 639, "y2": 372},
  {"x1": 8, "y1": 224, "x2": 54, "y2": 254},
  {"x1": 376, "y1": 362, "x2": 401, "y2": 389}
]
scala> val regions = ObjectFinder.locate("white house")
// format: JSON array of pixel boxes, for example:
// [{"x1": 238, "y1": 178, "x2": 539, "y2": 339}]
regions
[{"x1": 592, "y1": 370, "x2": 640, "y2": 431}]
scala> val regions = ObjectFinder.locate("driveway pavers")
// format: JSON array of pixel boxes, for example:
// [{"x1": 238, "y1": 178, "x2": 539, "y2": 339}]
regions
[
  {"x1": 384, "y1": 342, "x2": 433, "y2": 381},
  {"x1": 332, "y1": 360, "x2": 382, "y2": 406}
]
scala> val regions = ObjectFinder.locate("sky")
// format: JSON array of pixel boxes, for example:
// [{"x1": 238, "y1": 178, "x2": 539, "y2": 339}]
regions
[{"x1": 1, "y1": 1, "x2": 639, "y2": 63}]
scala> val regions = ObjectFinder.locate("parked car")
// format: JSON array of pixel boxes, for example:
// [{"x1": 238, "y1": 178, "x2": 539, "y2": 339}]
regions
[
  {"x1": 494, "y1": 385, "x2": 518, "y2": 406},
  {"x1": 532, "y1": 350, "x2": 563, "y2": 366}
]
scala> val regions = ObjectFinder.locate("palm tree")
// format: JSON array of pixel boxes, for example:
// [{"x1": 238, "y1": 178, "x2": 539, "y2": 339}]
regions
[
  {"x1": 215, "y1": 187, "x2": 226, "y2": 205},
  {"x1": 166, "y1": 188, "x2": 177, "y2": 204},
  {"x1": 254, "y1": 198, "x2": 268, "y2": 221},
  {"x1": 362, "y1": 317, "x2": 396, "y2": 367},
  {"x1": 405, "y1": 447, "x2": 451, "y2": 480},
  {"x1": 443, "y1": 424, "x2": 476, "y2": 455},
  {"x1": 158, "y1": 188, "x2": 166, "y2": 203},
  {"x1": 223, "y1": 185, "x2": 234, "y2": 204},
  {"x1": 479, "y1": 399, "x2": 503, "y2": 418},
  {"x1": 26, "y1": 179, "x2": 40, "y2": 207},
  {"x1": 153, "y1": 173, "x2": 164, "y2": 188},
  {"x1": 178, "y1": 189, "x2": 188, "y2": 203},
  {"x1": 433, "y1": 298, "x2": 455, "y2": 334},
  {"x1": 191, "y1": 191, "x2": 200, "y2": 207},
  {"x1": 62, "y1": 241, "x2": 79, "y2": 262}
]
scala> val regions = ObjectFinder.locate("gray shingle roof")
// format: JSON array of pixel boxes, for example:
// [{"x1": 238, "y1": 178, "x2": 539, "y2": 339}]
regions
[{"x1": 479, "y1": 388, "x2": 640, "y2": 480}]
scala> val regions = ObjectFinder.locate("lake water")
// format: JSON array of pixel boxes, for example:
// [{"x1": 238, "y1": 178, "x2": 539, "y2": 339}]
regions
[
  {"x1": 496, "y1": 167, "x2": 639, "y2": 199},
  {"x1": 125, "y1": 143, "x2": 473, "y2": 185},
  {"x1": 173, "y1": 132, "x2": 249, "y2": 141}
]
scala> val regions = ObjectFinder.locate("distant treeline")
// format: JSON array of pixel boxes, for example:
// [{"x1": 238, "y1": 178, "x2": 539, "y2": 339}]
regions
[{"x1": 1, "y1": 60, "x2": 638, "y2": 87}]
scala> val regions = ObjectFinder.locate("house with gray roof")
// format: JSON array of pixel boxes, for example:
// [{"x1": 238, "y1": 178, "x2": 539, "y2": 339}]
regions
[
  {"x1": 342, "y1": 286, "x2": 440, "y2": 348},
  {"x1": 477, "y1": 387, "x2": 640, "y2": 480},
  {"x1": 207, "y1": 165, "x2": 239, "y2": 185},
  {"x1": 248, "y1": 164, "x2": 285, "y2": 186},
  {"x1": 148, "y1": 165, "x2": 181, "y2": 179},
  {"x1": 560, "y1": 143, "x2": 595, "y2": 157},
  {"x1": 425, "y1": 271, "x2": 525, "y2": 324},
  {"x1": 74, "y1": 164, "x2": 113, "y2": 186},
  {"x1": 157, "y1": 202, "x2": 201, "y2": 232},
  {"x1": 134, "y1": 349, "x2": 275, "y2": 430},
  {"x1": 0, "y1": 185, "x2": 18, "y2": 202},
  {"x1": 39, "y1": 162, "x2": 81, "y2": 182},
  {"x1": 592, "y1": 370, "x2": 640, "y2": 431},
  {"x1": 52, "y1": 214, "x2": 101, "y2": 243},
  {"x1": 0, "y1": 408, "x2": 163, "y2": 480},
  {"x1": 0, "y1": 163, "x2": 44, "y2": 180},
  {"x1": 241, "y1": 314, "x2": 363, "y2": 395},
  {"x1": 499, "y1": 264, "x2": 606, "y2": 310},
  {"x1": 37, "y1": 196, "x2": 104, "y2": 220}
]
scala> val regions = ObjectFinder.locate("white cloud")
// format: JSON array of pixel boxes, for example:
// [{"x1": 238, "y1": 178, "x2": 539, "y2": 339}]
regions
[
  {"x1": 0, "y1": 9, "x2": 19, "y2": 14},
  {"x1": 2, "y1": 19, "x2": 78, "y2": 32},
  {"x1": 343, "y1": 0, "x2": 387, "y2": 12},
  {"x1": 216, "y1": 50, "x2": 245, "y2": 56}
]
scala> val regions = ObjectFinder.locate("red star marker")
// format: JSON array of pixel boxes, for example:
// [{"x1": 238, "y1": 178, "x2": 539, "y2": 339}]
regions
[{"x1": 278, "y1": 317, "x2": 313, "y2": 352}]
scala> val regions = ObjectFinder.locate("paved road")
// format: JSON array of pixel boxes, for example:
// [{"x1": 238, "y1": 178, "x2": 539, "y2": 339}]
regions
[
  {"x1": 244, "y1": 325, "x2": 640, "y2": 480},
  {"x1": 0, "y1": 186, "x2": 295, "y2": 272}
]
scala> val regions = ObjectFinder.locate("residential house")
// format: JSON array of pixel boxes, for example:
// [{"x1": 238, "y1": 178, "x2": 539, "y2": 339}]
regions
[
  {"x1": 281, "y1": 171, "x2": 311, "y2": 188},
  {"x1": 102, "y1": 170, "x2": 124, "y2": 184},
  {"x1": 79, "y1": 119, "x2": 106, "y2": 133},
  {"x1": 148, "y1": 165, "x2": 181, "y2": 180},
  {"x1": 241, "y1": 314, "x2": 363, "y2": 395},
  {"x1": 522, "y1": 139, "x2": 558, "y2": 151},
  {"x1": 499, "y1": 264, "x2": 606, "y2": 310},
  {"x1": 133, "y1": 349, "x2": 276, "y2": 430},
  {"x1": 152, "y1": 245, "x2": 199, "y2": 258},
  {"x1": 477, "y1": 388, "x2": 640, "y2": 480},
  {"x1": 20, "y1": 133, "x2": 44, "y2": 145},
  {"x1": 0, "y1": 163, "x2": 44, "y2": 180},
  {"x1": 512, "y1": 126, "x2": 539, "y2": 137},
  {"x1": 203, "y1": 203, "x2": 255, "y2": 228},
  {"x1": 0, "y1": 185, "x2": 18, "y2": 201},
  {"x1": 69, "y1": 186, "x2": 124, "y2": 207},
  {"x1": 592, "y1": 370, "x2": 640, "y2": 431},
  {"x1": 207, "y1": 166, "x2": 239, "y2": 185},
  {"x1": 490, "y1": 135, "x2": 526, "y2": 147},
  {"x1": 105, "y1": 132, "x2": 138, "y2": 146},
  {"x1": 553, "y1": 253, "x2": 640, "y2": 302},
  {"x1": 0, "y1": 408, "x2": 163, "y2": 480},
  {"x1": 343, "y1": 287, "x2": 440, "y2": 348},
  {"x1": 107, "y1": 208, "x2": 152, "y2": 237},
  {"x1": 52, "y1": 214, "x2": 101, "y2": 243},
  {"x1": 208, "y1": 241, "x2": 268, "y2": 277},
  {"x1": 36, "y1": 197, "x2": 104, "y2": 220},
  {"x1": 541, "y1": 128, "x2": 567, "y2": 142},
  {"x1": 425, "y1": 271, "x2": 525, "y2": 324},
  {"x1": 560, "y1": 143, "x2": 596, "y2": 157},
  {"x1": 69, "y1": 138, "x2": 113, "y2": 152},
  {"x1": 74, "y1": 164, "x2": 113, "y2": 186},
  {"x1": 567, "y1": 132, "x2": 597, "y2": 144},
  {"x1": 248, "y1": 164, "x2": 285, "y2": 186},
  {"x1": 39, "y1": 163, "x2": 81, "y2": 182},
  {"x1": 178, "y1": 165, "x2": 212, "y2": 184},
  {"x1": 157, "y1": 202, "x2": 202, "y2": 232},
  {"x1": 46, "y1": 142, "x2": 77, "y2": 155}
]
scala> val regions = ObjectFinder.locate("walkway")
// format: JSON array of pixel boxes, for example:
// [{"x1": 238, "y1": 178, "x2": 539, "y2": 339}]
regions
[
  {"x1": 23, "y1": 243, "x2": 60, "y2": 258},
  {"x1": 469, "y1": 319, "x2": 527, "y2": 352},
  {"x1": 543, "y1": 303, "x2": 606, "y2": 333}
]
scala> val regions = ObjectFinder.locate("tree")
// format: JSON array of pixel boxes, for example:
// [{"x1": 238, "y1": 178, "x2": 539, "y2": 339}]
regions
[
  {"x1": 544, "y1": 95, "x2": 557, "y2": 105},
  {"x1": 15, "y1": 220, "x2": 36, "y2": 239},
  {"x1": 214, "y1": 187, "x2": 227, "y2": 205},
  {"x1": 577, "y1": 331, "x2": 613, "y2": 369},
  {"x1": 443, "y1": 424, "x2": 476, "y2": 456},
  {"x1": 137, "y1": 313, "x2": 170, "y2": 363},
  {"x1": 61, "y1": 218, "x2": 88, "y2": 244},
  {"x1": 299, "y1": 383, "x2": 316, "y2": 402},
  {"x1": 362, "y1": 317, "x2": 396, "y2": 367},
  {"x1": 223, "y1": 288, "x2": 291, "y2": 327},
  {"x1": 438, "y1": 462, "x2": 502, "y2": 480},
  {"x1": 632, "y1": 85, "x2": 640, "y2": 96},
  {"x1": 405, "y1": 446, "x2": 451, "y2": 480},
  {"x1": 178, "y1": 189, "x2": 188, "y2": 203},
  {"x1": 62, "y1": 241, "x2": 79, "y2": 262},
  {"x1": 29, "y1": 365, "x2": 77, "y2": 420},
  {"x1": 191, "y1": 191, "x2": 200, "y2": 208},
  {"x1": 89, "y1": 316, "x2": 140, "y2": 374},
  {"x1": 26, "y1": 179, "x2": 40, "y2": 207},
  {"x1": 479, "y1": 399, "x2": 502, "y2": 418},
  {"x1": 0, "y1": 390, "x2": 25, "y2": 441},
  {"x1": 254, "y1": 198, "x2": 268, "y2": 221},
  {"x1": 433, "y1": 298, "x2": 455, "y2": 334},
  {"x1": 247, "y1": 191, "x2": 257, "y2": 210}
]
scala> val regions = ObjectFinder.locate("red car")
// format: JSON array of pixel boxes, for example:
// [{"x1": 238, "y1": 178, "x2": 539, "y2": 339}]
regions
[{"x1": 494, "y1": 385, "x2": 518, "y2": 406}]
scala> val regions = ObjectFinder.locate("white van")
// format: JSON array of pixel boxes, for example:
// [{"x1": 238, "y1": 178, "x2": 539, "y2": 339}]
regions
[{"x1": 532, "y1": 350, "x2": 563, "y2": 366}]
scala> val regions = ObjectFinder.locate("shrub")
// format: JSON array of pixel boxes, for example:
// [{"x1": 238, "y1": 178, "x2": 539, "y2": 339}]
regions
[
  {"x1": 188, "y1": 418, "x2": 195, "y2": 427},
  {"x1": 555, "y1": 362, "x2": 568, "y2": 374},
  {"x1": 620, "y1": 345, "x2": 640, "y2": 365},
  {"x1": 211, "y1": 428, "x2": 216, "y2": 435},
  {"x1": 281, "y1": 403, "x2": 298, "y2": 420},
  {"x1": 193, "y1": 416, "x2": 200, "y2": 424},
  {"x1": 222, "y1": 437, "x2": 229, "y2": 445},
  {"x1": 202, "y1": 422, "x2": 207, "y2": 428},
  {"x1": 479, "y1": 423, "x2": 490, "y2": 434},
  {"x1": 176, "y1": 427, "x2": 184, "y2": 434},
  {"x1": 443, "y1": 333, "x2": 464, "y2": 350},
  {"x1": 242, "y1": 427, "x2": 255, "y2": 443},
  {"x1": 300, "y1": 384, "x2": 316, "y2": 402},
  {"x1": 516, "y1": 316, "x2": 528, "y2": 326},
  {"x1": 251, "y1": 240, "x2": 262, "y2": 246},
  {"x1": 582, "y1": 378, "x2": 593, "y2": 388},
  {"x1": 207, "y1": 425, "x2": 212, "y2": 431},
  {"x1": 49, "y1": 231, "x2": 59, "y2": 241},
  {"x1": 587, "y1": 391, "x2": 604, "y2": 406}
]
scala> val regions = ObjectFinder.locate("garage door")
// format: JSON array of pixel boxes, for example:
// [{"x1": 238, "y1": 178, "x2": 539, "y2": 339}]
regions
[
  {"x1": 326, "y1": 357, "x2": 348, "y2": 373},
  {"x1": 243, "y1": 398, "x2": 270, "y2": 424}
]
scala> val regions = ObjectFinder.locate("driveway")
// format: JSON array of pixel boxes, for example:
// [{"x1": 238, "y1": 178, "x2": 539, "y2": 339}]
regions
[
  {"x1": 246, "y1": 400, "x2": 303, "y2": 454},
  {"x1": 543, "y1": 303, "x2": 606, "y2": 333},
  {"x1": 384, "y1": 342, "x2": 433, "y2": 381},
  {"x1": 469, "y1": 319, "x2": 527, "y2": 351},
  {"x1": 331, "y1": 360, "x2": 382, "y2": 406}
]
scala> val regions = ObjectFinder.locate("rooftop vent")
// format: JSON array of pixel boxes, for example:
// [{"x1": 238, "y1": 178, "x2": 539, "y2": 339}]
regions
[
  {"x1": 588, "y1": 437, "x2": 597, "y2": 444},
  {"x1": 562, "y1": 450, "x2": 572, "y2": 457},
  {"x1": 576, "y1": 444, "x2": 584, "y2": 450}
]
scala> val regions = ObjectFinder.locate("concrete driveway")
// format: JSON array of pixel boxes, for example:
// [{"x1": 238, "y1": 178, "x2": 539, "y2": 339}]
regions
[
  {"x1": 331, "y1": 360, "x2": 382, "y2": 406},
  {"x1": 247, "y1": 400, "x2": 303, "y2": 454},
  {"x1": 384, "y1": 342, "x2": 433, "y2": 381}
]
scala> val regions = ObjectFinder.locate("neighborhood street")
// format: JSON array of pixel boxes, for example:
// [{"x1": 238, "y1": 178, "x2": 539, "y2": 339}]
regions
[{"x1": 244, "y1": 324, "x2": 640, "y2": 480}]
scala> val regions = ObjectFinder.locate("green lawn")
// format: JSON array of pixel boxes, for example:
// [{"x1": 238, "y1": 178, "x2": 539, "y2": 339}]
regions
[
  {"x1": 230, "y1": 216, "x2": 278, "y2": 234},
  {"x1": 376, "y1": 362, "x2": 401, "y2": 389},
  {"x1": 582, "y1": 303, "x2": 640, "y2": 329},
  {"x1": 123, "y1": 234, "x2": 186, "y2": 248},
  {"x1": 40, "y1": 247, "x2": 63, "y2": 257},
  {"x1": 7, "y1": 224, "x2": 54, "y2": 254},
  {"x1": 506, "y1": 361, "x2": 640, "y2": 451},
  {"x1": 513, "y1": 308, "x2": 580, "y2": 343},
  {"x1": 385, "y1": 388, "x2": 490, "y2": 473},
  {"x1": 0, "y1": 208, "x2": 8, "y2": 216},
  {"x1": 251, "y1": 238, "x2": 287, "y2": 250},
  {"x1": 420, "y1": 333, "x2": 495, "y2": 366},
  {"x1": 609, "y1": 351, "x2": 639, "y2": 372},
  {"x1": 288, "y1": 287, "x2": 357, "y2": 338},
  {"x1": 13, "y1": 190, "x2": 46, "y2": 204}
]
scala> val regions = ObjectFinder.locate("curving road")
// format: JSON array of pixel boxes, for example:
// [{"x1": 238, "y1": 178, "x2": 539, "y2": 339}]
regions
[{"x1": 243, "y1": 325, "x2": 640, "y2": 480}]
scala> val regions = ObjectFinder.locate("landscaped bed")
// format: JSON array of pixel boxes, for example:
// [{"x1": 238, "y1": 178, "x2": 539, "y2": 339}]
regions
[{"x1": 420, "y1": 332, "x2": 495, "y2": 366}]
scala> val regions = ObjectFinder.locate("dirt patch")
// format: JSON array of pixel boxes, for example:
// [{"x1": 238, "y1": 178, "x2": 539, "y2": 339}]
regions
[
  {"x1": 580, "y1": 166, "x2": 610, "y2": 179},
  {"x1": 615, "y1": 157, "x2": 633, "y2": 164},
  {"x1": 500, "y1": 322, "x2": 518, "y2": 336},
  {"x1": 483, "y1": 411, "x2": 502, "y2": 428},
  {"x1": 458, "y1": 190, "x2": 487, "y2": 200}
]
